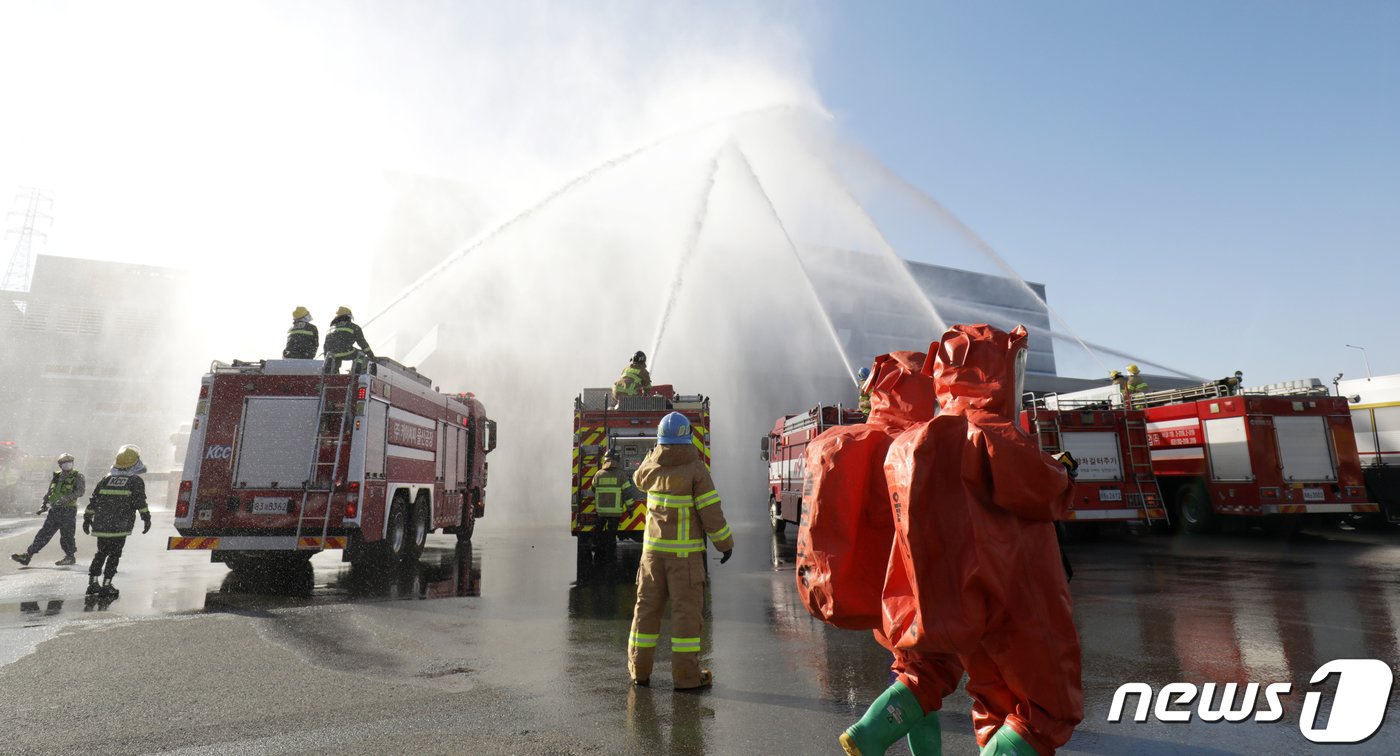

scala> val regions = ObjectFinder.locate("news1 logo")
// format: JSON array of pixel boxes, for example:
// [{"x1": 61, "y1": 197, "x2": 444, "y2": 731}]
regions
[{"x1": 1108, "y1": 659, "x2": 1394, "y2": 744}]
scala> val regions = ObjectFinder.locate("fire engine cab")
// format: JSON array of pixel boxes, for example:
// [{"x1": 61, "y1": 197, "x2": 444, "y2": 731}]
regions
[
  {"x1": 1021, "y1": 396, "x2": 1167, "y2": 529},
  {"x1": 1135, "y1": 378, "x2": 1376, "y2": 532},
  {"x1": 571, "y1": 385, "x2": 710, "y2": 559},
  {"x1": 171, "y1": 358, "x2": 496, "y2": 571},
  {"x1": 761, "y1": 404, "x2": 864, "y2": 534}
]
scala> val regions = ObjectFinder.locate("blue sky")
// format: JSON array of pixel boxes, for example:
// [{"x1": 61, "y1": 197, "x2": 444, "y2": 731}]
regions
[
  {"x1": 0, "y1": 1, "x2": 1394, "y2": 386},
  {"x1": 810, "y1": 1, "x2": 1400, "y2": 384}
]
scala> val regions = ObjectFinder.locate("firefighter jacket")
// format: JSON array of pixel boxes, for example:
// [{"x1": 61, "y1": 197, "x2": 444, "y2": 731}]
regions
[
  {"x1": 323, "y1": 315, "x2": 373, "y2": 359},
  {"x1": 283, "y1": 318, "x2": 319, "y2": 359},
  {"x1": 84, "y1": 472, "x2": 150, "y2": 537},
  {"x1": 614, "y1": 364, "x2": 651, "y2": 397},
  {"x1": 43, "y1": 470, "x2": 86, "y2": 509},
  {"x1": 589, "y1": 461, "x2": 634, "y2": 517},
  {"x1": 632, "y1": 444, "x2": 732, "y2": 556}
]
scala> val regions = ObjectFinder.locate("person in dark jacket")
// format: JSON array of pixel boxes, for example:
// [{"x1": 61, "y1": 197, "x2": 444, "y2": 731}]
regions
[
  {"x1": 283, "y1": 306, "x2": 319, "y2": 359},
  {"x1": 12, "y1": 453, "x2": 86, "y2": 566},
  {"x1": 323, "y1": 306, "x2": 374, "y2": 374},
  {"x1": 83, "y1": 445, "x2": 151, "y2": 599}
]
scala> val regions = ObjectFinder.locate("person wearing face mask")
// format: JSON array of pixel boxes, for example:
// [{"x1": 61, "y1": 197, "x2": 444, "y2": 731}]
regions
[{"x1": 12, "y1": 453, "x2": 86, "y2": 567}]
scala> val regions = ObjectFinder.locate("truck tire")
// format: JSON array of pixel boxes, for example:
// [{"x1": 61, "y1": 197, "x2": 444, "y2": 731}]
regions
[
  {"x1": 769, "y1": 497, "x2": 786, "y2": 536},
  {"x1": 405, "y1": 496, "x2": 430, "y2": 564},
  {"x1": 1176, "y1": 482, "x2": 1216, "y2": 534},
  {"x1": 379, "y1": 499, "x2": 409, "y2": 564}
]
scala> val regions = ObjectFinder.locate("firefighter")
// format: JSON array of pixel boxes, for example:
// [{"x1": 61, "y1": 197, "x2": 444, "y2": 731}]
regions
[
  {"x1": 856, "y1": 366, "x2": 872, "y2": 416},
  {"x1": 283, "y1": 306, "x2": 318, "y2": 359},
  {"x1": 82, "y1": 445, "x2": 151, "y2": 599},
  {"x1": 323, "y1": 306, "x2": 374, "y2": 374},
  {"x1": 841, "y1": 325, "x2": 1083, "y2": 756},
  {"x1": 627, "y1": 411, "x2": 733, "y2": 690},
  {"x1": 588, "y1": 448, "x2": 634, "y2": 544},
  {"x1": 613, "y1": 351, "x2": 652, "y2": 400},
  {"x1": 1124, "y1": 364, "x2": 1149, "y2": 401},
  {"x1": 10, "y1": 453, "x2": 85, "y2": 567}
]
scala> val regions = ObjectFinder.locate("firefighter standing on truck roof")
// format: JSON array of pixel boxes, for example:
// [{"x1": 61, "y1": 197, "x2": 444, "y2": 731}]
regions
[
  {"x1": 628, "y1": 411, "x2": 733, "y2": 690},
  {"x1": 323, "y1": 306, "x2": 374, "y2": 374},
  {"x1": 283, "y1": 306, "x2": 318, "y2": 359},
  {"x1": 83, "y1": 445, "x2": 151, "y2": 599},
  {"x1": 613, "y1": 351, "x2": 651, "y2": 400},
  {"x1": 11, "y1": 454, "x2": 85, "y2": 567},
  {"x1": 1124, "y1": 364, "x2": 1149, "y2": 405}
]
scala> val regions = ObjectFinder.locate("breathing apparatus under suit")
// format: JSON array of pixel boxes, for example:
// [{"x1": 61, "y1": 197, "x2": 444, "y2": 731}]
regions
[{"x1": 799, "y1": 325, "x2": 1083, "y2": 756}]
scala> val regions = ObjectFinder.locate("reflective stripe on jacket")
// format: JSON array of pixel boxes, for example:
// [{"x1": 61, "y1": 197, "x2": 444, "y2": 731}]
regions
[
  {"x1": 614, "y1": 364, "x2": 651, "y2": 396},
  {"x1": 633, "y1": 444, "x2": 732, "y2": 556},
  {"x1": 84, "y1": 474, "x2": 149, "y2": 537},
  {"x1": 323, "y1": 316, "x2": 372, "y2": 359},
  {"x1": 591, "y1": 467, "x2": 629, "y2": 516},
  {"x1": 283, "y1": 319, "x2": 319, "y2": 359}
]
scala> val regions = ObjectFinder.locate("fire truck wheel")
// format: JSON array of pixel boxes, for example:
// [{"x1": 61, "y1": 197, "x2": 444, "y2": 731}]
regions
[
  {"x1": 404, "y1": 497, "x2": 429, "y2": 563},
  {"x1": 769, "y1": 498, "x2": 786, "y2": 536},
  {"x1": 1176, "y1": 483, "x2": 1216, "y2": 534},
  {"x1": 380, "y1": 499, "x2": 409, "y2": 564}
]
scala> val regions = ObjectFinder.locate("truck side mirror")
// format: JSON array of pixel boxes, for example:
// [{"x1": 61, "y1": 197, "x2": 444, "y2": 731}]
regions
[{"x1": 760, "y1": 451, "x2": 769, "y2": 461}]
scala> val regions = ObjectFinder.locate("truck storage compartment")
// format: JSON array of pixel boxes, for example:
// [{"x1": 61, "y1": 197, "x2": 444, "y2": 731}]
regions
[{"x1": 233, "y1": 397, "x2": 318, "y2": 488}]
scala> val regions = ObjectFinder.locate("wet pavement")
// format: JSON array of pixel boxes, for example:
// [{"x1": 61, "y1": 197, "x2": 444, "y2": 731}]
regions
[{"x1": 0, "y1": 508, "x2": 1397, "y2": 754}]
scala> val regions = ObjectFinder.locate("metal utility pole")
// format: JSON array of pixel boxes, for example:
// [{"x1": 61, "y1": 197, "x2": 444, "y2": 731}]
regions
[
  {"x1": 3, "y1": 187, "x2": 54, "y2": 293},
  {"x1": 1345, "y1": 344, "x2": 1373, "y2": 380}
]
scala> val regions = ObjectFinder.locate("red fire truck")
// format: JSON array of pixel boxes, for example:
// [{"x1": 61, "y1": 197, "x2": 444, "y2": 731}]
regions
[
  {"x1": 571, "y1": 384, "x2": 710, "y2": 558},
  {"x1": 1020, "y1": 397, "x2": 1167, "y2": 529},
  {"x1": 170, "y1": 357, "x2": 496, "y2": 571},
  {"x1": 761, "y1": 404, "x2": 864, "y2": 535},
  {"x1": 1133, "y1": 379, "x2": 1377, "y2": 532}
]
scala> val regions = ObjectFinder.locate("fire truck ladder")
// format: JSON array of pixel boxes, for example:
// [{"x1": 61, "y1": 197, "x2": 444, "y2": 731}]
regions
[
  {"x1": 296, "y1": 374, "x2": 356, "y2": 548},
  {"x1": 1122, "y1": 416, "x2": 1164, "y2": 525},
  {"x1": 1034, "y1": 414, "x2": 1063, "y2": 455}
]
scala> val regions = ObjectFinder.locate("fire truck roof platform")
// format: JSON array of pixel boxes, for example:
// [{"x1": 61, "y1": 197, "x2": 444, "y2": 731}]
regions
[
  {"x1": 576, "y1": 387, "x2": 706, "y2": 413},
  {"x1": 208, "y1": 357, "x2": 446, "y2": 399}
]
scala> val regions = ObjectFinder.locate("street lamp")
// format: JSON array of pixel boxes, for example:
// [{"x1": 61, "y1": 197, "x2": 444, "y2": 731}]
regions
[{"x1": 1345, "y1": 345, "x2": 1373, "y2": 380}]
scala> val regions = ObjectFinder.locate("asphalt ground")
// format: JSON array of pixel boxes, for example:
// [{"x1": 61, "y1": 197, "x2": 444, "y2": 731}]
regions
[{"x1": 1, "y1": 508, "x2": 1398, "y2": 755}]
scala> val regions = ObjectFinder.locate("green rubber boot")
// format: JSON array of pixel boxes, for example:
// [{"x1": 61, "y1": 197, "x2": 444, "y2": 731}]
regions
[
  {"x1": 905, "y1": 710, "x2": 942, "y2": 755},
  {"x1": 839, "y1": 681, "x2": 926, "y2": 755},
  {"x1": 980, "y1": 725, "x2": 1039, "y2": 756}
]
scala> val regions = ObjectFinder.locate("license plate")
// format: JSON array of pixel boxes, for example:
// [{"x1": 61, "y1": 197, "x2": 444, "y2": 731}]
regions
[
  {"x1": 251, "y1": 497, "x2": 290, "y2": 514},
  {"x1": 1302, "y1": 488, "x2": 1325, "y2": 502},
  {"x1": 1098, "y1": 489, "x2": 1122, "y2": 502}
]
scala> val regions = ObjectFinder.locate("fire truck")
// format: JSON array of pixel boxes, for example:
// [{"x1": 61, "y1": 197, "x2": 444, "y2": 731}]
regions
[
  {"x1": 1337, "y1": 373, "x2": 1400, "y2": 523},
  {"x1": 571, "y1": 384, "x2": 710, "y2": 558},
  {"x1": 1020, "y1": 397, "x2": 1167, "y2": 529},
  {"x1": 1131, "y1": 378, "x2": 1377, "y2": 532},
  {"x1": 170, "y1": 357, "x2": 496, "y2": 571},
  {"x1": 761, "y1": 404, "x2": 864, "y2": 535}
]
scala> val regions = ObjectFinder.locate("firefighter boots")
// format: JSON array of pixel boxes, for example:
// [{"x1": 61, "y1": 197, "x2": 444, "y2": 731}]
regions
[
  {"x1": 55, "y1": 554, "x2": 77, "y2": 566},
  {"x1": 98, "y1": 579, "x2": 119, "y2": 598},
  {"x1": 980, "y1": 726, "x2": 1039, "y2": 756},
  {"x1": 10, "y1": 553, "x2": 31, "y2": 566},
  {"x1": 905, "y1": 711, "x2": 943, "y2": 756},
  {"x1": 86, "y1": 577, "x2": 100, "y2": 595},
  {"x1": 840, "y1": 681, "x2": 927, "y2": 756}
]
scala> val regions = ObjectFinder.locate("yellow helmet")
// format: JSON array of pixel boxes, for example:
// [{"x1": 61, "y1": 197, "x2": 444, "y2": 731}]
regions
[
  {"x1": 114, "y1": 445, "x2": 141, "y2": 469},
  {"x1": 336, "y1": 306, "x2": 353, "y2": 317},
  {"x1": 292, "y1": 306, "x2": 310, "y2": 319},
  {"x1": 1109, "y1": 370, "x2": 1123, "y2": 381},
  {"x1": 1127, "y1": 363, "x2": 1140, "y2": 374}
]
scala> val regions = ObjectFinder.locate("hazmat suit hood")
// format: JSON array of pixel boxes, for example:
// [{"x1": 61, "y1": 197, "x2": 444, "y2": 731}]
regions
[
  {"x1": 865, "y1": 347, "x2": 938, "y2": 433},
  {"x1": 934, "y1": 324, "x2": 1028, "y2": 418}
]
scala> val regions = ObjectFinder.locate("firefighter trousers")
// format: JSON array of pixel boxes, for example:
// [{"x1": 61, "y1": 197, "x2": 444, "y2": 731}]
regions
[
  {"x1": 89, "y1": 537, "x2": 127, "y2": 580},
  {"x1": 629, "y1": 550, "x2": 707, "y2": 688},
  {"x1": 27, "y1": 507, "x2": 77, "y2": 557}
]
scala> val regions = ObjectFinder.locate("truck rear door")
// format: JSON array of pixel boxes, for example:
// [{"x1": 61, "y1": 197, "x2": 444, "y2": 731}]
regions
[
  {"x1": 234, "y1": 397, "x2": 318, "y2": 489},
  {"x1": 1273, "y1": 415, "x2": 1337, "y2": 482}
]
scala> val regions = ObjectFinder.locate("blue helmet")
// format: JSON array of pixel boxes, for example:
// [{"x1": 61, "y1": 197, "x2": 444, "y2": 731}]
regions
[
  {"x1": 657, "y1": 411, "x2": 692, "y2": 445},
  {"x1": 856, "y1": 367, "x2": 871, "y2": 382}
]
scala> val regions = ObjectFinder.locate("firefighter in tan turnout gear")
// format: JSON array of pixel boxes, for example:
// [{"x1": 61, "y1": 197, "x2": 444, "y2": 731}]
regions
[{"x1": 628, "y1": 411, "x2": 733, "y2": 690}]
